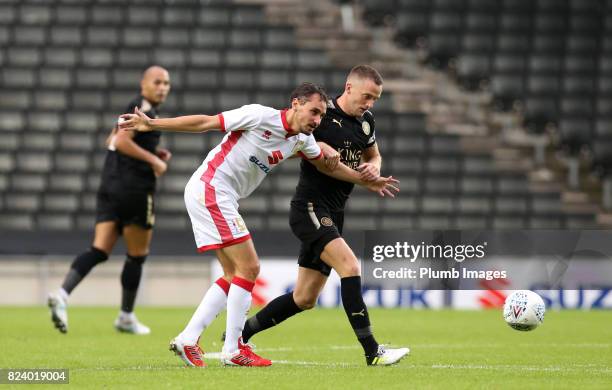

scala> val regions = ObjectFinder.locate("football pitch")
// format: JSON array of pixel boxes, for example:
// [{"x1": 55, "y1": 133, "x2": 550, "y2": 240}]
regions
[{"x1": 1, "y1": 307, "x2": 610, "y2": 389}]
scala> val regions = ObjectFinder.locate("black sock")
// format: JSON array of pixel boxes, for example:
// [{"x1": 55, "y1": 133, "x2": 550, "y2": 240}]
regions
[
  {"x1": 120, "y1": 254, "x2": 146, "y2": 313},
  {"x1": 242, "y1": 292, "x2": 303, "y2": 343},
  {"x1": 62, "y1": 247, "x2": 108, "y2": 294},
  {"x1": 340, "y1": 276, "x2": 379, "y2": 357}
]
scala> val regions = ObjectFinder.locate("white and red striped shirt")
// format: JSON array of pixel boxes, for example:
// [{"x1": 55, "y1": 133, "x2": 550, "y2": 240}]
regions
[{"x1": 199, "y1": 104, "x2": 322, "y2": 199}]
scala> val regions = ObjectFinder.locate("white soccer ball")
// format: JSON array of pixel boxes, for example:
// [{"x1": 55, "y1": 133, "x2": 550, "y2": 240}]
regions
[{"x1": 503, "y1": 290, "x2": 546, "y2": 331}]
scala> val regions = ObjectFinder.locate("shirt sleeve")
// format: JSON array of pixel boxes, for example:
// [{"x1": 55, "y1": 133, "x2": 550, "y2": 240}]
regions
[
  {"x1": 366, "y1": 130, "x2": 376, "y2": 147},
  {"x1": 298, "y1": 134, "x2": 323, "y2": 160},
  {"x1": 218, "y1": 104, "x2": 263, "y2": 133}
]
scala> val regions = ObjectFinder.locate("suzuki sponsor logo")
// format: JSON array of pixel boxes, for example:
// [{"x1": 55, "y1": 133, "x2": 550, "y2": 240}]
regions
[{"x1": 249, "y1": 155, "x2": 271, "y2": 174}]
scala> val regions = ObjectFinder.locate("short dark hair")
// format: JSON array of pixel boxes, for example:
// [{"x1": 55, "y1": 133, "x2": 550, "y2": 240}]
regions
[
  {"x1": 290, "y1": 82, "x2": 329, "y2": 105},
  {"x1": 348, "y1": 65, "x2": 383, "y2": 85}
]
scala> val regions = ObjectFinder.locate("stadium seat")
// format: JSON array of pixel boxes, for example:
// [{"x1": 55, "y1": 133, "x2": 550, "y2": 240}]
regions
[
  {"x1": 53, "y1": 153, "x2": 90, "y2": 173},
  {"x1": 17, "y1": 153, "x2": 53, "y2": 173},
  {"x1": 11, "y1": 173, "x2": 47, "y2": 192},
  {"x1": 5, "y1": 194, "x2": 40, "y2": 212},
  {"x1": 39, "y1": 68, "x2": 72, "y2": 88},
  {"x1": 28, "y1": 112, "x2": 62, "y2": 132},
  {"x1": 43, "y1": 194, "x2": 80, "y2": 212},
  {"x1": 36, "y1": 214, "x2": 73, "y2": 230},
  {"x1": 20, "y1": 5, "x2": 52, "y2": 25},
  {"x1": 2, "y1": 68, "x2": 36, "y2": 88},
  {"x1": 128, "y1": 6, "x2": 159, "y2": 25},
  {"x1": 0, "y1": 214, "x2": 34, "y2": 230},
  {"x1": 43, "y1": 47, "x2": 78, "y2": 66},
  {"x1": 425, "y1": 176, "x2": 458, "y2": 194},
  {"x1": 81, "y1": 48, "x2": 114, "y2": 67},
  {"x1": 90, "y1": 6, "x2": 123, "y2": 25},
  {"x1": 263, "y1": 27, "x2": 295, "y2": 48},
  {"x1": 14, "y1": 26, "x2": 46, "y2": 45},
  {"x1": 21, "y1": 133, "x2": 56, "y2": 151},
  {"x1": 123, "y1": 27, "x2": 155, "y2": 47},
  {"x1": 159, "y1": 27, "x2": 191, "y2": 48},
  {"x1": 56, "y1": 5, "x2": 88, "y2": 25},
  {"x1": 197, "y1": 7, "x2": 229, "y2": 26},
  {"x1": 0, "y1": 153, "x2": 16, "y2": 173},
  {"x1": 86, "y1": 26, "x2": 120, "y2": 46},
  {"x1": 458, "y1": 196, "x2": 492, "y2": 214}
]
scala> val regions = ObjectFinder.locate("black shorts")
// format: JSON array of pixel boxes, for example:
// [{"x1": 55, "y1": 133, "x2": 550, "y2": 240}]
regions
[
  {"x1": 96, "y1": 189, "x2": 155, "y2": 231},
  {"x1": 289, "y1": 201, "x2": 344, "y2": 277}
]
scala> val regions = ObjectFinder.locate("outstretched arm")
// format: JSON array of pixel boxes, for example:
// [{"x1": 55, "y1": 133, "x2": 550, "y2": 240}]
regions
[
  {"x1": 118, "y1": 107, "x2": 222, "y2": 133},
  {"x1": 309, "y1": 158, "x2": 399, "y2": 197}
]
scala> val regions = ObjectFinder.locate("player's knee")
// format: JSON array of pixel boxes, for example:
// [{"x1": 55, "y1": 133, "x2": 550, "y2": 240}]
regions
[
  {"x1": 71, "y1": 247, "x2": 109, "y2": 275},
  {"x1": 126, "y1": 253, "x2": 147, "y2": 265},
  {"x1": 293, "y1": 293, "x2": 317, "y2": 310},
  {"x1": 337, "y1": 255, "x2": 360, "y2": 277},
  {"x1": 345, "y1": 262, "x2": 361, "y2": 276},
  {"x1": 238, "y1": 262, "x2": 260, "y2": 281}
]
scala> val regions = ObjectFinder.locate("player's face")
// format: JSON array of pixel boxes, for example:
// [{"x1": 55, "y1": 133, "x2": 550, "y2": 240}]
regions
[
  {"x1": 141, "y1": 70, "x2": 171, "y2": 105},
  {"x1": 292, "y1": 94, "x2": 327, "y2": 135},
  {"x1": 345, "y1": 78, "x2": 382, "y2": 117}
]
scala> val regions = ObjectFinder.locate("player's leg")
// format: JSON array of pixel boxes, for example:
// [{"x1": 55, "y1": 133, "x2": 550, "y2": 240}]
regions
[
  {"x1": 178, "y1": 250, "x2": 234, "y2": 344},
  {"x1": 47, "y1": 221, "x2": 117, "y2": 333},
  {"x1": 171, "y1": 251, "x2": 235, "y2": 367},
  {"x1": 212, "y1": 240, "x2": 271, "y2": 366},
  {"x1": 320, "y1": 238, "x2": 409, "y2": 365},
  {"x1": 242, "y1": 266, "x2": 327, "y2": 343},
  {"x1": 113, "y1": 224, "x2": 153, "y2": 334}
]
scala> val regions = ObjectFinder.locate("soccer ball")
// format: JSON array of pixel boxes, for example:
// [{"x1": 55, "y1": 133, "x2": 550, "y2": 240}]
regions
[{"x1": 503, "y1": 290, "x2": 545, "y2": 331}]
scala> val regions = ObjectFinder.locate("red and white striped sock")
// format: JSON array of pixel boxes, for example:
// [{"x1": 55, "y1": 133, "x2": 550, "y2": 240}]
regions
[
  {"x1": 223, "y1": 276, "x2": 255, "y2": 354},
  {"x1": 179, "y1": 277, "x2": 230, "y2": 345}
]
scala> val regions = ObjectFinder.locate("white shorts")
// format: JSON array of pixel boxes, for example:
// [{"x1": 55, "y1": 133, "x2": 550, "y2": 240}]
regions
[{"x1": 184, "y1": 169, "x2": 251, "y2": 253}]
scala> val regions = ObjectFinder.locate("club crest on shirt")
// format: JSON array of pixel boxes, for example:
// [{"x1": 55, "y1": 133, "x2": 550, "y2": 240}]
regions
[
  {"x1": 230, "y1": 217, "x2": 247, "y2": 235},
  {"x1": 291, "y1": 140, "x2": 305, "y2": 155},
  {"x1": 362, "y1": 121, "x2": 371, "y2": 136},
  {"x1": 320, "y1": 217, "x2": 333, "y2": 227}
]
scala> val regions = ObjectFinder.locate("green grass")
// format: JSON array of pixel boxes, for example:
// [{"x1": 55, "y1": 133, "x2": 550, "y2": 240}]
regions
[{"x1": 0, "y1": 306, "x2": 611, "y2": 389}]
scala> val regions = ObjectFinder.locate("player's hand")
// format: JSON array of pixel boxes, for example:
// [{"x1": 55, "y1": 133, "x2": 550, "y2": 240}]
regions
[
  {"x1": 119, "y1": 107, "x2": 153, "y2": 132},
  {"x1": 156, "y1": 148, "x2": 172, "y2": 162},
  {"x1": 357, "y1": 163, "x2": 380, "y2": 182},
  {"x1": 151, "y1": 157, "x2": 168, "y2": 178},
  {"x1": 317, "y1": 142, "x2": 340, "y2": 171},
  {"x1": 365, "y1": 176, "x2": 399, "y2": 198},
  {"x1": 323, "y1": 151, "x2": 340, "y2": 171}
]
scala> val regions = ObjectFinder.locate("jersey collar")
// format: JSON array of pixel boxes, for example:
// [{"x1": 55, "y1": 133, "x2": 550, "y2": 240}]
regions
[
  {"x1": 281, "y1": 109, "x2": 298, "y2": 138},
  {"x1": 332, "y1": 97, "x2": 351, "y2": 120},
  {"x1": 332, "y1": 97, "x2": 363, "y2": 123}
]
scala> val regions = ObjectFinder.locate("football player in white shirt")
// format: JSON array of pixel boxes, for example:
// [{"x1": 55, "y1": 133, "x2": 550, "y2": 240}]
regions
[{"x1": 119, "y1": 83, "x2": 399, "y2": 367}]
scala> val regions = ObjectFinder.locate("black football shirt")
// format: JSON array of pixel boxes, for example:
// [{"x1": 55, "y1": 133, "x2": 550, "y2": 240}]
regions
[
  {"x1": 292, "y1": 97, "x2": 377, "y2": 211},
  {"x1": 100, "y1": 96, "x2": 162, "y2": 193}
]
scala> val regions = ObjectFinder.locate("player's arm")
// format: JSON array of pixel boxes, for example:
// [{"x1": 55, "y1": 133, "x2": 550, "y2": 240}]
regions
[
  {"x1": 113, "y1": 127, "x2": 168, "y2": 177},
  {"x1": 358, "y1": 143, "x2": 382, "y2": 181},
  {"x1": 318, "y1": 141, "x2": 340, "y2": 170},
  {"x1": 119, "y1": 107, "x2": 222, "y2": 133},
  {"x1": 290, "y1": 142, "x2": 340, "y2": 170},
  {"x1": 309, "y1": 157, "x2": 398, "y2": 197}
]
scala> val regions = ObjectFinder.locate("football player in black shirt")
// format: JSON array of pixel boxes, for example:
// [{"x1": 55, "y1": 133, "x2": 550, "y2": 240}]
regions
[
  {"x1": 239, "y1": 65, "x2": 409, "y2": 365},
  {"x1": 47, "y1": 66, "x2": 171, "y2": 335}
]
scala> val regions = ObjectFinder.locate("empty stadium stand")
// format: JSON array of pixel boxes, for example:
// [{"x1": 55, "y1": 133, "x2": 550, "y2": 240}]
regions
[{"x1": 0, "y1": 0, "x2": 604, "y2": 254}]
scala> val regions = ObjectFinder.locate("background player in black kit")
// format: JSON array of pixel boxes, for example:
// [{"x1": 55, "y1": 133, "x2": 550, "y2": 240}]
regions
[
  {"x1": 239, "y1": 65, "x2": 409, "y2": 365},
  {"x1": 47, "y1": 66, "x2": 171, "y2": 335}
]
